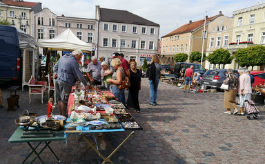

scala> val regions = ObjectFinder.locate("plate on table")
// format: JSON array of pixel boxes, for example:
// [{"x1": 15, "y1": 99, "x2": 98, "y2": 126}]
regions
[
  {"x1": 35, "y1": 115, "x2": 66, "y2": 123},
  {"x1": 89, "y1": 120, "x2": 106, "y2": 125}
]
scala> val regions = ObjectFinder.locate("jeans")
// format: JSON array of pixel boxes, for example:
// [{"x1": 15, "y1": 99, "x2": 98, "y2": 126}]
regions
[
  {"x1": 239, "y1": 93, "x2": 251, "y2": 108},
  {"x1": 184, "y1": 77, "x2": 192, "y2": 85},
  {"x1": 149, "y1": 78, "x2": 159, "y2": 104},
  {"x1": 110, "y1": 85, "x2": 125, "y2": 106}
]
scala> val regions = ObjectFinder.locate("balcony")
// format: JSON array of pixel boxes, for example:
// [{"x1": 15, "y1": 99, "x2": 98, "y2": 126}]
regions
[{"x1": 228, "y1": 41, "x2": 255, "y2": 51}]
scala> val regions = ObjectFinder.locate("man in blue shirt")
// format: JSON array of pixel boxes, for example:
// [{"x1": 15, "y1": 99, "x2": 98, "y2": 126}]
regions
[{"x1": 53, "y1": 49, "x2": 88, "y2": 117}]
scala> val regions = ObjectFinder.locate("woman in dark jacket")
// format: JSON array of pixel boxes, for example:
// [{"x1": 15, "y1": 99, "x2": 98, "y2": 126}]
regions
[{"x1": 126, "y1": 61, "x2": 141, "y2": 113}]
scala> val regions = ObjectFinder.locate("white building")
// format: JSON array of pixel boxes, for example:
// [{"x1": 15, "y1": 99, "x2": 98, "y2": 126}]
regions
[{"x1": 95, "y1": 6, "x2": 160, "y2": 65}]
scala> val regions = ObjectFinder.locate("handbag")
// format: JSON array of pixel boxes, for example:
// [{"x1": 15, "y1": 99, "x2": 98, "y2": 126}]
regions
[
  {"x1": 118, "y1": 76, "x2": 130, "y2": 90},
  {"x1": 220, "y1": 84, "x2": 229, "y2": 90}
]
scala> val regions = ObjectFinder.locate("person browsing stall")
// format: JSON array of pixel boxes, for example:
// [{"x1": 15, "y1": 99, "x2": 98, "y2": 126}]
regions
[
  {"x1": 183, "y1": 65, "x2": 194, "y2": 93},
  {"x1": 113, "y1": 53, "x2": 130, "y2": 77},
  {"x1": 53, "y1": 49, "x2": 88, "y2": 117},
  {"x1": 106, "y1": 58, "x2": 126, "y2": 105},
  {"x1": 86, "y1": 56, "x2": 101, "y2": 85},
  {"x1": 101, "y1": 61, "x2": 113, "y2": 90}
]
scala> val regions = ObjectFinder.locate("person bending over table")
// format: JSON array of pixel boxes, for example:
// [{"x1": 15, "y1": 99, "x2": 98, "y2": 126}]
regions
[
  {"x1": 53, "y1": 49, "x2": 88, "y2": 117},
  {"x1": 106, "y1": 58, "x2": 126, "y2": 106},
  {"x1": 86, "y1": 56, "x2": 102, "y2": 85}
]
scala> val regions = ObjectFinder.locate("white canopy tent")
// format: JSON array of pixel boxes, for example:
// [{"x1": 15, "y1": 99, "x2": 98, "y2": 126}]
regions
[{"x1": 38, "y1": 28, "x2": 92, "y2": 53}]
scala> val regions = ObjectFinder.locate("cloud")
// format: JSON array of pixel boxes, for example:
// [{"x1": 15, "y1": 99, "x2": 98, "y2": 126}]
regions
[{"x1": 27, "y1": 0, "x2": 257, "y2": 37}]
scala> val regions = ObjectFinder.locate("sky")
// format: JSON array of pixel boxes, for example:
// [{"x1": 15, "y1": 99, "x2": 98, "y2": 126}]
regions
[{"x1": 27, "y1": 0, "x2": 258, "y2": 37}]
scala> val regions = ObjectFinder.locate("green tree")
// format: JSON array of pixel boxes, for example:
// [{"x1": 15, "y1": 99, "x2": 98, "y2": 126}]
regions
[
  {"x1": 174, "y1": 53, "x2": 188, "y2": 62},
  {"x1": 235, "y1": 45, "x2": 265, "y2": 70},
  {"x1": 0, "y1": 19, "x2": 10, "y2": 25},
  {"x1": 142, "y1": 58, "x2": 148, "y2": 71},
  {"x1": 189, "y1": 51, "x2": 206, "y2": 63},
  {"x1": 207, "y1": 48, "x2": 234, "y2": 69}
]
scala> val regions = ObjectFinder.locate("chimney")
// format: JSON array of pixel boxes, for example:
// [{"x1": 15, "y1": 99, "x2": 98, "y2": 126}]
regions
[
  {"x1": 219, "y1": 11, "x2": 222, "y2": 15},
  {"x1": 189, "y1": 20, "x2": 192, "y2": 24},
  {"x1": 95, "y1": 5, "x2": 100, "y2": 21},
  {"x1": 205, "y1": 15, "x2": 208, "y2": 19},
  {"x1": 62, "y1": 14, "x2": 65, "y2": 17}
]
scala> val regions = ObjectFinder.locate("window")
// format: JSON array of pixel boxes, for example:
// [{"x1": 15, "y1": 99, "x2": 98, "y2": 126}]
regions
[
  {"x1": 120, "y1": 39, "x2": 126, "y2": 48},
  {"x1": 249, "y1": 14, "x2": 255, "y2": 24},
  {"x1": 88, "y1": 33, "x2": 93, "y2": 43},
  {"x1": 185, "y1": 44, "x2": 188, "y2": 52},
  {"x1": 248, "y1": 34, "x2": 253, "y2": 42},
  {"x1": 210, "y1": 37, "x2": 214, "y2": 47},
  {"x1": 237, "y1": 17, "x2": 242, "y2": 26},
  {"x1": 21, "y1": 12, "x2": 26, "y2": 19},
  {"x1": 77, "y1": 32, "x2": 82, "y2": 40},
  {"x1": 65, "y1": 23, "x2": 70, "y2": 28},
  {"x1": 122, "y1": 25, "x2": 126, "y2": 32},
  {"x1": 175, "y1": 36, "x2": 177, "y2": 41},
  {"x1": 173, "y1": 45, "x2": 175, "y2": 52},
  {"x1": 133, "y1": 26, "x2": 137, "y2": 33},
  {"x1": 9, "y1": 11, "x2": 14, "y2": 17},
  {"x1": 104, "y1": 24, "x2": 109, "y2": 31},
  {"x1": 216, "y1": 36, "x2": 221, "y2": 47},
  {"x1": 224, "y1": 26, "x2": 228, "y2": 31},
  {"x1": 203, "y1": 31, "x2": 207, "y2": 39},
  {"x1": 49, "y1": 30, "x2": 55, "y2": 39},
  {"x1": 163, "y1": 46, "x2": 165, "y2": 52},
  {"x1": 103, "y1": 38, "x2": 108, "y2": 47},
  {"x1": 150, "y1": 28, "x2": 155, "y2": 34},
  {"x1": 178, "y1": 36, "x2": 180, "y2": 40},
  {"x1": 132, "y1": 40, "x2": 136, "y2": 48},
  {"x1": 11, "y1": 20, "x2": 15, "y2": 25},
  {"x1": 169, "y1": 45, "x2": 171, "y2": 52},
  {"x1": 236, "y1": 35, "x2": 241, "y2": 44},
  {"x1": 261, "y1": 32, "x2": 265, "y2": 44},
  {"x1": 212, "y1": 28, "x2": 215, "y2": 32},
  {"x1": 149, "y1": 41, "x2": 154, "y2": 50},
  {"x1": 142, "y1": 27, "x2": 146, "y2": 34},
  {"x1": 176, "y1": 45, "x2": 179, "y2": 52},
  {"x1": 20, "y1": 25, "x2": 26, "y2": 33},
  {"x1": 112, "y1": 39, "x2": 117, "y2": 47},
  {"x1": 181, "y1": 44, "x2": 183, "y2": 52},
  {"x1": 113, "y1": 24, "x2": 117, "y2": 31},
  {"x1": 49, "y1": 18, "x2": 55, "y2": 26},
  {"x1": 166, "y1": 46, "x2": 167, "y2": 52},
  {"x1": 221, "y1": 25, "x2": 224, "y2": 31},
  {"x1": 77, "y1": 24, "x2": 82, "y2": 29},
  {"x1": 38, "y1": 29, "x2": 43, "y2": 39},
  {"x1": 88, "y1": 25, "x2": 93, "y2": 29},
  {"x1": 223, "y1": 35, "x2": 229, "y2": 47},
  {"x1": 141, "y1": 41, "x2": 145, "y2": 49},
  {"x1": 216, "y1": 26, "x2": 219, "y2": 32}
]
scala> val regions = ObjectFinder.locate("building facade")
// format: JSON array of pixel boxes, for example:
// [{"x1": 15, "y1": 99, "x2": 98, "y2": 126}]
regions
[
  {"x1": 161, "y1": 12, "x2": 223, "y2": 67},
  {"x1": 0, "y1": 0, "x2": 41, "y2": 34},
  {"x1": 228, "y1": 3, "x2": 265, "y2": 70},
  {"x1": 96, "y1": 6, "x2": 160, "y2": 65},
  {"x1": 205, "y1": 16, "x2": 233, "y2": 70}
]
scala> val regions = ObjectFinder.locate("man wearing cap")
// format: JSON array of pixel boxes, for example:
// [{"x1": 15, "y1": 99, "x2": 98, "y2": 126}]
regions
[
  {"x1": 86, "y1": 56, "x2": 101, "y2": 85},
  {"x1": 113, "y1": 52, "x2": 130, "y2": 77}
]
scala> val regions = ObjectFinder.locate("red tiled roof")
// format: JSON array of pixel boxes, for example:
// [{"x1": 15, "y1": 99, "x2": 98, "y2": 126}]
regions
[
  {"x1": 162, "y1": 14, "x2": 221, "y2": 38},
  {"x1": 2, "y1": 0, "x2": 39, "y2": 8}
]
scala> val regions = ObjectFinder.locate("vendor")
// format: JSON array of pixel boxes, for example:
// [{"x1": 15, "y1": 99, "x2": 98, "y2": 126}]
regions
[
  {"x1": 192, "y1": 72, "x2": 200, "y2": 86},
  {"x1": 53, "y1": 49, "x2": 89, "y2": 117}
]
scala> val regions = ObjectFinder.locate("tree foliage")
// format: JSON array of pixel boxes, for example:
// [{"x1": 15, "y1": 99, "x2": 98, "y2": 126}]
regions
[
  {"x1": 174, "y1": 53, "x2": 188, "y2": 62},
  {"x1": 0, "y1": 19, "x2": 11, "y2": 25},
  {"x1": 142, "y1": 58, "x2": 148, "y2": 71},
  {"x1": 189, "y1": 51, "x2": 206, "y2": 63},
  {"x1": 235, "y1": 45, "x2": 265, "y2": 69},
  {"x1": 207, "y1": 48, "x2": 234, "y2": 67}
]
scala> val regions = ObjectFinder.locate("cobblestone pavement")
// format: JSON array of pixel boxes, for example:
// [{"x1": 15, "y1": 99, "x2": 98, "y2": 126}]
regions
[{"x1": 0, "y1": 78, "x2": 265, "y2": 164}]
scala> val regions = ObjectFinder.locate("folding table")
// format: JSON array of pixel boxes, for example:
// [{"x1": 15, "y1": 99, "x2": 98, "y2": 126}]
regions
[
  {"x1": 65, "y1": 119, "x2": 135, "y2": 164},
  {"x1": 8, "y1": 127, "x2": 65, "y2": 164}
]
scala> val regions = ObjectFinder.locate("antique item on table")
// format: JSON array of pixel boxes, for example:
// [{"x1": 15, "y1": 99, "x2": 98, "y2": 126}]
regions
[
  {"x1": 47, "y1": 98, "x2": 55, "y2": 119},
  {"x1": 114, "y1": 108, "x2": 127, "y2": 114},
  {"x1": 35, "y1": 115, "x2": 66, "y2": 124},
  {"x1": 70, "y1": 118, "x2": 85, "y2": 126},
  {"x1": 121, "y1": 122, "x2": 142, "y2": 129},
  {"x1": 79, "y1": 100, "x2": 86, "y2": 105},
  {"x1": 116, "y1": 114, "x2": 135, "y2": 122},
  {"x1": 104, "y1": 114, "x2": 118, "y2": 123},
  {"x1": 89, "y1": 120, "x2": 106, "y2": 125}
]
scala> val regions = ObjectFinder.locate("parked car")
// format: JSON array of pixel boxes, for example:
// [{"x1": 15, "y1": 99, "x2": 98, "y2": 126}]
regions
[
  {"x1": 161, "y1": 64, "x2": 173, "y2": 72},
  {"x1": 202, "y1": 69, "x2": 239, "y2": 89},
  {"x1": 173, "y1": 62, "x2": 206, "y2": 77},
  {"x1": 250, "y1": 71, "x2": 265, "y2": 87}
]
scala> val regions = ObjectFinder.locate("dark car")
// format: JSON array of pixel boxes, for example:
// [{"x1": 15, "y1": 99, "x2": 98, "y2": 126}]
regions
[
  {"x1": 202, "y1": 69, "x2": 239, "y2": 89},
  {"x1": 161, "y1": 64, "x2": 173, "y2": 72},
  {"x1": 173, "y1": 62, "x2": 206, "y2": 77}
]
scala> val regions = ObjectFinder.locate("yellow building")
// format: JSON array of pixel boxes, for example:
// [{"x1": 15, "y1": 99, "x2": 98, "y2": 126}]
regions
[
  {"x1": 161, "y1": 11, "x2": 223, "y2": 67},
  {"x1": 229, "y1": 3, "x2": 265, "y2": 70},
  {"x1": 0, "y1": 0, "x2": 41, "y2": 35},
  {"x1": 205, "y1": 16, "x2": 234, "y2": 70}
]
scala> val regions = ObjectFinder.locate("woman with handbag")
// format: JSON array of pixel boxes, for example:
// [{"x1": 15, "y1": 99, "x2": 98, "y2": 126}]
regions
[
  {"x1": 223, "y1": 69, "x2": 239, "y2": 114},
  {"x1": 147, "y1": 54, "x2": 163, "y2": 106},
  {"x1": 106, "y1": 58, "x2": 126, "y2": 105},
  {"x1": 126, "y1": 61, "x2": 141, "y2": 113}
]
